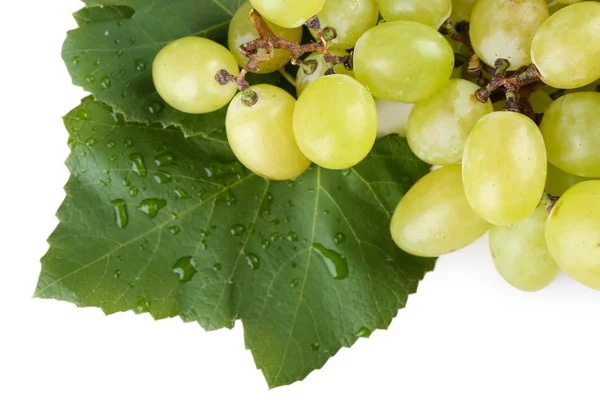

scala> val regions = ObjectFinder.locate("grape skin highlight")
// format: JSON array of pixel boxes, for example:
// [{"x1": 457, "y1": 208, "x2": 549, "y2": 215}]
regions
[
  {"x1": 249, "y1": 0, "x2": 326, "y2": 28},
  {"x1": 376, "y1": 0, "x2": 452, "y2": 29}
]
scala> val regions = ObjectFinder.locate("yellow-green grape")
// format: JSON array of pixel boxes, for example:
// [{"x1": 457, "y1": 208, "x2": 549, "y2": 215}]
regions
[
  {"x1": 451, "y1": 0, "x2": 476, "y2": 22},
  {"x1": 377, "y1": 0, "x2": 452, "y2": 29},
  {"x1": 152, "y1": 37, "x2": 239, "y2": 114},
  {"x1": 407, "y1": 79, "x2": 493, "y2": 165},
  {"x1": 545, "y1": 163, "x2": 593, "y2": 197},
  {"x1": 375, "y1": 99, "x2": 414, "y2": 138},
  {"x1": 354, "y1": 21, "x2": 454, "y2": 103},
  {"x1": 532, "y1": 2, "x2": 600, "y2": 88},
  {"x1": 249, "y1": 0, "x2": 325, "y2": 28},
  {"x1": 462, "y1": 112, "x2": 547, "y2": 226},
  {"x1": 556, "y1": 0, "x2": 585, "y2": 3},
  {"x1": 310, "y1": 0, "x2": 378, "y2": 50},
  {"x1": 540, "y1": 92, "x2": 600, "y2": 177},
  {"x1": 493, "y1": 90, "x2": 554, "y2": 113},
  {"x1": 293, "y1": 75, "x2": 377, "y2": 169},
  {"x1": 228, "y1": 2, "x2": 302, "y2": 73},
  {"x1": 490, "y1": 205, "x2": 559, "y2": 292},
  {"x1": 470, "y1": 0, "x2": 549, "y2": 70},
  {"x1": 296, "y1": 51, "x2": 353, "y2": 97},
  {"x1": 226, "y1": 85, "x2": 310, "y2": 180},
  {"x1": 390, "y1": 165, "x2": 491, "y2": 257},
  {"x1": 546, "y1": 181, "x2": 600, "y2": 290}
]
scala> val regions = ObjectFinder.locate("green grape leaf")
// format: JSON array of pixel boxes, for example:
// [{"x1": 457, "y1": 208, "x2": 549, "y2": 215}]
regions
[
  {"x1": 62, "y1": 0, "x2": 294, "y2": 136},
  {"x1": 36, "y1": 97, "x2": 436, "y2": 387}
]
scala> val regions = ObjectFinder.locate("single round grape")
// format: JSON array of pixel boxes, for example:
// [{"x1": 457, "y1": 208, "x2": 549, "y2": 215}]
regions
[
  {"x1": 390, "y1": 165, "x2": 490, "y2": 257},
  {"x1": 451, "y1": 0, "x2": 476, "y2": 22},
  {"x1": 310, "y1": 0, "x2": 378, "y2": 50},
  {"x1": 354, "y1": 21, "x2": 454, "y2": 103},
  {"x1": 228, "y1": 2, "x2": 302, "y2": 73},
  {"x1": 375, "y1": 99, "x2": 414, "y2": 138},
  {"x1": 293, "y1": 75, "x2": 377, "y2": 169},
  {"x1": 470, "y1": 0, "x2": 549, "y2": 70},
  {"x1": 296, "y1": 51, "x2": 353, "y2": 97},
  {"x1": 531, "y1": 2, "x2": 600, "y2": 88},
  {"x1": 226, "y1": 85, "x2": 310, "y2": 180},
  {"x1": 377, "y1": 0, "x2": 452, "y2": 29},
  {"x1": 545, "y1": 163, "x2": 594, "y2": 197},
  {"x1": 540, "y1": 92, "x2": 600, "y2": 177},
  {"x1": 407, "y1": 79, "x2": 493, "y2": 165},
  {"x1": 462, "y1": 112, "x2": 547, "y2": 226},
  {"x1": 152, "y1": 37, "x2": 239, "y2": 114},
  {"x1": 249, "y1": 0, "x2": 325, "y2": 28},
  {"x1": 545, "y1": 181, "x2": 600, "y2": 290},
  {"x1": 490, "y1": 205, "x2": 559, "y2": 292}
]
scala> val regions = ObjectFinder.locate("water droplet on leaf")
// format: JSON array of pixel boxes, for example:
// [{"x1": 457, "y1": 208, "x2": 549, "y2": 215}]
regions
[
  {"x1": 172, "y1": 256, "x2": 198, "y2": 282},
  {"x1": 111, "y1": 199, "x2": 129, "y2": 228},
  {"x1": 138, "y1": 198, "x2": 166, "y2": 218},
  {"x1": 313, "y1": 243, "x2": 349, "y2": 280}
]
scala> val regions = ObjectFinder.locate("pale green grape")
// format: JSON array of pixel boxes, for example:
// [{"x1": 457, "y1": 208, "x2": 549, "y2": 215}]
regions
[
  {"x1": 556, "y1": 0, "x2": 585, "y2": 3},
  {"x1": 375, "y1": 99, "x2": 414, "y2": 138},
  {"x1": 390, "y1": 165, "x2": 490, "y2": 257},
  {"x1": 545, "y1": 163, "x2": 593, "y2": 196},
  {"x1": 532, "y1": 2, "x2": 600, "y2": 88},
  {"x1": 293, "y1": 75, "x2": 377, "y2": 169},
  {"x1": 540, "y1": 92, "x2": 600, "y2": 177},
  {"x1": 153, "y1": 37, "x2": 239, "y2": 114},
  {"x1": 546, "y1": 181, "x2": 600, "y2": 290},
  {"x1": 228, "y1": 2, "x2": 302, "y2": 73},
  {"x1": 226, "y1": 85, "x2": 310, "y2": 180},
  {"x1": 451, "y1": 0, "x2": 476, "y2": 22},
  {"x1": 462, "y1": 112, "x2": 547, "y2": 226},
  {"x1": 310, "y1": 0, "x2": 378, "y2": 50},
  {"x1": 249, "y1": 0, "x2": 325, "y2": 28},
  {"x1": 490, "y1": 205, "x2": 559, "y2": 292},
  {"x1": 377, "y1": 0, "x2": 452, "y2": 29},
  {"x1": 471, "y1": 0, "x2": 549, "y2": 70},
  {"x1": 493, "y1": 90, "x2": 553, "y2": 113},
  {"x1": 296, "y1": 51, "x2": 353, "y2": 97},
  {"x1": 407, "y1": 79, "x2": 493, "y2": 165},
  {"x1": 354, "y1": 21, "x2": 454, "y2": 103}
]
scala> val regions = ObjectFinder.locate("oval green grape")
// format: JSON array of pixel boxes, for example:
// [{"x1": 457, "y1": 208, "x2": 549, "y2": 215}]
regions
[
  {"x1": 540, "y1": 92, "x2": 600, "y2": 177},
  {"x1": 354, "y1": 21, "x2": 454, "y2": 102},
  {"x1": 490, "y1": 205, "x2": 559, "y2": 292},
  {"x1": 226, "y1": 85, "x2": 310, "y2": 180},
  {"x1": 228, "y1": 2, "x2": 302, "y2": 73},
  {"x1": 152, "y1": 37, "x2": 239, "y2": 114},
  {"x1": 296, "y1": 51, "x2": 353, "y2": 97},
  {"x1": 293, "y1": 75, "x2": 377, "y2": 169},
  {"x1": 531, "y1": 2, "x2": 600, "y2": 88},
  {"x1": 546, "y1": 181, "x2": 600, "y2": 290},
  {"x1": 462, "y1": 112, "x2": 547, "y2": 226},
  {"x1": 390, "y1": 165, "x2": 491, "y2": 257},
  {"x1": 407, "y1": 79, "x2": 493, "y2": 165},
  {"x1": 377, "y1": 0, "x2": 452, "y2": 29},
  {"x1": 249, "y1": 0, "x2": 325, "y2": 28}
]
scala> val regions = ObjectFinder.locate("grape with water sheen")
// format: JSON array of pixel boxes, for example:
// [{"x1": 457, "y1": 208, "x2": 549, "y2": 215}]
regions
[
  {"x1": 226, "y1": 85, "x2": 310, "y2": 180},
  {"x1": 293, "y1": 75, "x2": 377, "y2": 170},
  {"x1": 376, "y1": 0, "x2": 452, "y2": 29},
  {"x1": 354, "y1": 21, "x2": 454, "y2": 103},
  {"x1": 153, "y1": 37, "x2": 239, "y2": 114},
  {"x1": 249, "y1": 0, "x2": 325, "y2": 28},
  {"x1": 546, "y1": 181, "x2": 600, "y2": 290},
  {"x1": 462, "y1": 112, "x2": 547, "y2": 226},
  {"x1": 296, "y1": 51, "x2": 353, "y2": 97},
  {"x1": 390, "y1": 165, "x2": 490, "y2": 257}
]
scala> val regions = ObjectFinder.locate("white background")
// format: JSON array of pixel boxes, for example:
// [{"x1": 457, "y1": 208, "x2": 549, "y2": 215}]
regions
[{"x1": 2, "y1": 1, "x2": 600, "y2": 410}]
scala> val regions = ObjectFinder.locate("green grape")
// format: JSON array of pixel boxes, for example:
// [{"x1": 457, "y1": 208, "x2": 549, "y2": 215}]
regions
[
  {"x1": 293, "y1": 75, "x2": 377, "y2": 169},
  {"x1": 545, "y1": 163, "x2": 593, "y2": 197},
  {"x1": 451, "y1": 0, "x2": 476, "y2": 22},
  {"x1": 471, "y1": 0, "x2": 549, "y2": 70},
  {"x1": 228, "y1": 2, "x2": 302, "y2": 73},
  {"x1": 153, "y1": 37, "x2": 239, "y2": 114},
  {"x1": 390, "y1": 165, "x2": 490, "y2": 257},
  {"x1": 226, "y1": 85, "x2": 310, "y2": 180},
  {"x1": 540, "y1": 92, "x2": 600, "y2": 177},
  {"x1": 249, "y1": 0, "x2": 325, "y2": 28},
  {"x1": 377, "y1": 0, "x2": 452, "y2": 29},
  {"x1": 462, "y1": 112, "x2": 547, "y2": 226},
  {"x1": 407, "y1": 79, "x2": 493, "y2": 165},
  {"x1": 545, "y1": 181, "x2": 600, "y2": 290},
  {"x1": 493, "y1": 90, "x2": 553, "y2": 113},
  {"x1": 310, "y1": 0, "x2": 378, "y2": 50},
  {"x1": 490, "y1": 205, "x2": 559, "y2": 292},
  {"x1": 375, "y1": 99, "x2": 414, "y2": 138},
  {"x1": 354, "y1": 21, "x2": 454, "y2": 103},
  {"x1": 556, "y1": 0, "x2": 585, "y2": 3},
  {"x1": 296, "y1": 51, "x2": 353, "y2": 97},
  {"x1": 532, "y1": 2, "x2": 600, "y2": 88}
]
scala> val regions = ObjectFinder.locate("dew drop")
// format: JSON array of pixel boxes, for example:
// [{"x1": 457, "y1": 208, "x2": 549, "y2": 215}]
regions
[
  {"x1": 310, "y1": 342, "x2": 320, "y2": 351},
  {"x1": 286, "y1": 232, "x2": 298, "y2": 242},
  {"x1": 169, "y1": 226, "x2": 180, "y2": 235},
  {"x1": 113, "y1": 269, "x2": 122, "y2": 279},
  {"x1": 135, "y1": 59, "x2": 146, "y2": 71},
  {"x1": 124, "y1": 138, "x2": 133, "y2": 147},
  {"x1": 106, "y1": 140, "x2": 116, "y2": 148},
  {"x1": 230, "y1": 224, "x2": 246, "y2": 236},
  {"x1": 334, "y1": 233, "x2": 346, "y2": 245},
  {"x1": 355, "y1": 327, "x2": 372, "y2": 338},
  {"x1": 154, "y1": 171, "x2": 172, "y2": 184},
  {"x1": 154, "y1": 153, "x2": 176, "y2": 167},
  {"x1": 119, "y1": 69, "x2": 125, "y2": 75},
  {"x1": 137, "y1": 198, "x2": 167, "y2": 218},
  {"x1": 116, "y1": 255, "x2": 123, "y2": 262},
  {"x1": 72, "y1": 56, "x2": 80, "y2": 65},
  {"x1": 134, "y1": 298, "x2": 151, "y2": 314},
  {"x1": 341, "y1": 168, "x2": 351, "y2": 176},
  {"x1": 76, "y1": 108, "x2": 91, "y2": 121},
  {"x1": 148, "y1": 101, "x2": 164, "y2": 115},
  {"x1": 129, "y1": 187, "x2": 139, "y2": 197},
  {"x1": 213, "y1": 263, "x2": 223, "y2": 272},
  {"x1": 130, "y1": 153, "x2": 147, "y2": 177},
  {"x1": 290, "y1": 279, "x2": 299, "y2": 288},
  {"x1": 85, "y1": 138, "x2": 96, "y2": 146},
  {"x1": 260, "y1": 192, "x2": 273, "y2": 216},
  {"x1": 313, "y1": 243, "x2": 349, "y2": 280},
  {"x1": 173, "y1": 188, "x2": 191, "y2": 199},
  {"x1": 100, "y1": 76, "x2": 111, "y2": 90},
  {"x1": 262, "y1": 239, "x2": 271, "y2": 250},
  {"x1": 85, "y1": 75, "x2": 95, "y2": 84},
  {"x1": 116, "y1": 49, "x2": 123, "y2": 57},
  {"x1": 111, "y1": 199, "x2": 129, "y2": 228},
  {"x1": 245, "y1": 253, "x2": 261, "y2": 270},
  {"x1": 172, "y1": 256, "x2": 198, "y2": 283}
]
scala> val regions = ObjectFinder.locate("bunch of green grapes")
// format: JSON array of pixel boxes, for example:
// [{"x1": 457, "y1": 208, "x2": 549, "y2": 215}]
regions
[{"x1": 150, "y1": 1, "x2": 600, "y2": 291}]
